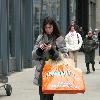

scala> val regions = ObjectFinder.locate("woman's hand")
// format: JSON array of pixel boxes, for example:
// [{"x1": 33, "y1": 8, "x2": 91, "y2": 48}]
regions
[
  {"x1": 39, "y1": 43, "x2": 46, "y2": 50},
  {"x1": 44, "y1": 44, "x2": 52, "y2": 51},
  {"x1": 39, "y1": 43, "x2": 52, "y2": 51}
]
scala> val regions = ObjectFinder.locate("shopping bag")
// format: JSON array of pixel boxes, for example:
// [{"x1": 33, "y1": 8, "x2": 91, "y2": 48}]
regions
[{"x1": 42, "y1": 58, "x2": 85, "y2": 94}]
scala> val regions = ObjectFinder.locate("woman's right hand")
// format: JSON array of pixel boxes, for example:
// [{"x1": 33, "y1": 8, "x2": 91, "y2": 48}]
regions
[
  {"x1": 39, "y1": 43, "x2": 52, "y2": 51},
  {"x1": 39, "y1": 43, "x2": 47, "y2": 50},
  {"x1": 39, "y1": 44, "x2": 45, "y2": 50}
]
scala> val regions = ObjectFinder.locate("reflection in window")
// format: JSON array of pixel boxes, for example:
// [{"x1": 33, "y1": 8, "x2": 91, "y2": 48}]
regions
[{"x1": 33, "y1": 0, "x2": 61, "y2": 45}]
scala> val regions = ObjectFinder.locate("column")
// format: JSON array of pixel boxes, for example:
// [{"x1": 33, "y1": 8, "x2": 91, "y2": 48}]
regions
[
  {"x1": 14, "y1": 0, "x2": 22, "y2": 71},
  {"x1": 1, "y1": 0, "x2": 9, "y2": 75},
  {"x1": 0, "y1": 0, "x2": 2, "y2": 74},
  {"x1": 21, "y1": 0, "x2": 33, "y2": 68},
  {"x1": 60, "y1": 0, "x2": 67, "y2": 35}
]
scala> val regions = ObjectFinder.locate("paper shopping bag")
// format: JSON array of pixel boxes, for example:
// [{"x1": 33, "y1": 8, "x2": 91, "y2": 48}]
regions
[{"x1": 42, "y1": 59, "x2": 85, "y2": 94}]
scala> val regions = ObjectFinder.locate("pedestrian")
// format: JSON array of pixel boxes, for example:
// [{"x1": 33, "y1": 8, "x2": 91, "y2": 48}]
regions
[
  {"x1": 65, "y1": 25, "x2": 83, "y2": 68},
  {"x1": 79, "y1": 26, "x2": 85, "y2": 52},
  {"x1": 32, "y1": 16, "x2": 68, "y2": 100},
  {"x1": 84, "y1": 31, "x2": 98, "y2": 74},
  {"x1": 79, "y1": 27, "x2": 85, "y2": 40},
  {"x1": 98, "y1": 31, "x2": 100, "y2": 64}
]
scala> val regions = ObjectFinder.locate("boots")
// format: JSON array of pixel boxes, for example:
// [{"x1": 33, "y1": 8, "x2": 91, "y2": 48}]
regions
[
  {"x1": 86, "y1": 63, "x2": 90, "y2": 74},
  {"x1": 92, "y1": 64, "x2": 95, "y2": 71}
]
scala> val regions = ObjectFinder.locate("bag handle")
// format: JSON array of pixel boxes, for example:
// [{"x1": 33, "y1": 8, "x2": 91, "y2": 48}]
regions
[{"x1": 77, "y1": 33, "x2": 80, "y2": 44}]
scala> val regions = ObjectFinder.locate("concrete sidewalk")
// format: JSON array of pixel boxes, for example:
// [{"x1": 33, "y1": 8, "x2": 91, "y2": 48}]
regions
[{"x1": 0, "y1": 51, "x2": 100, "y2": 100}]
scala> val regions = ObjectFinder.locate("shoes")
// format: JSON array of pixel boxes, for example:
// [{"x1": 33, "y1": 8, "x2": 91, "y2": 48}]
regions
[
  {"x1": 92, "y1": 64, "x2": 95, "y2": 71},
  {"x1": 92, "y1": 67, "x2": 95, "y2": 71},
  {"x1": 86, "y1": 70, "x2": 90, "y2": 74}
]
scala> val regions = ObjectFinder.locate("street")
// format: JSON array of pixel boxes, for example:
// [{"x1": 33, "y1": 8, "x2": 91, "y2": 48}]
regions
[{"x1": 0, "y1": 50, "x2": 100, "y2": 100}]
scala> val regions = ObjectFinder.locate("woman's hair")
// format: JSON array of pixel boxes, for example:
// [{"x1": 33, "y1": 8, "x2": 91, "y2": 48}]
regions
[
  {"x1": 42, "y1": 16, "x2": 61, "y2": 39},
  {"x1": 68, "y1": 24, "x2": 76, "y2": 32}
]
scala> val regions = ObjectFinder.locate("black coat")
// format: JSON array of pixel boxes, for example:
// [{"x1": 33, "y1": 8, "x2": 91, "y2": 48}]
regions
[
  {"x1": 98, "y1": 31, "x2": 100, "y2": 42},
  {"x1": 84, "y1": 37, "x2": 97, "y2": 64}
]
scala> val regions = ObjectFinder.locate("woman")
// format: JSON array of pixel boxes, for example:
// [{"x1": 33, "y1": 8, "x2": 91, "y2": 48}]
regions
[
  {"x1": 32, "y1": 16, "x2": 68, "y2": 100},
  {"x1": 65, "y1": 25, "x2": 83, "y2": 68}
]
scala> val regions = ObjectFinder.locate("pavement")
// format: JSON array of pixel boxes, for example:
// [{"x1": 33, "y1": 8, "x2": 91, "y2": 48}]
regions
[{"x1": 0, "y1": 49, "x2": 100, "y2": 100}]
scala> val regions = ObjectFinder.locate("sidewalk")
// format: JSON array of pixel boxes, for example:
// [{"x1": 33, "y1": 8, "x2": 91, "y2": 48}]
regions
[{"x1": 0, "y1": 50, "x2": 100, "y2": 100}]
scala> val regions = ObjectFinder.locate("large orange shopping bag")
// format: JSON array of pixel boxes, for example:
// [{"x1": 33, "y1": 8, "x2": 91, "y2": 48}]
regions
[{"x1": 42, "y1": 58, "x2": 85, "y2": 94}]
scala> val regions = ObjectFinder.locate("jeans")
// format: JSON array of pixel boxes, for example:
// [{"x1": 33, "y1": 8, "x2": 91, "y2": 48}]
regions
[{"x1": 39, "y1": 86, "x2": 54, "y2": 100}]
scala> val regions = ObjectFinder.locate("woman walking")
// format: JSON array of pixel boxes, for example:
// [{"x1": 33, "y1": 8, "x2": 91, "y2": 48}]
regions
[
  {"x1": 65, "y1": 25, "x2": 83, "y2": 68},
  {"x1": 32, "y1": 16, "x2": 68, "y2": 100}
]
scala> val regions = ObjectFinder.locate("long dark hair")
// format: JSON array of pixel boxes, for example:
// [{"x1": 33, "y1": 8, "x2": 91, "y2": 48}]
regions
[
  {"x1": 42, "y1": 16, "x2": 61, "y2": 39},
  {"x1": 68, "y1": 24, "x2": 76, "y2": 32}
]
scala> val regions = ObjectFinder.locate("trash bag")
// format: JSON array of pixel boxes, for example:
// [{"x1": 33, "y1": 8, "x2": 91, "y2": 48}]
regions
[{"x1": 42, "y1": 58, "x2": 85, "y2": 94}]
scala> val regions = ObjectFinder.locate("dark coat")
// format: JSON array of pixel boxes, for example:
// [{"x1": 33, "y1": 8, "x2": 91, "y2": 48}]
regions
[
  {"x1": 98, "y1": 31, "x2": 100, "y2": 42},
  {"x1": 84, "y1": 37, "x2": 98, "y2": 64},
  {"x1": 32, "y1": 34, "x2": 68, "y2": 86}
]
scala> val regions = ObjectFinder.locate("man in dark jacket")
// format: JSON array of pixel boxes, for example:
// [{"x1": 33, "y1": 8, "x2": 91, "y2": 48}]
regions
[{"x1": 84, "y1": 31, "x2": 98, "y2": 74}]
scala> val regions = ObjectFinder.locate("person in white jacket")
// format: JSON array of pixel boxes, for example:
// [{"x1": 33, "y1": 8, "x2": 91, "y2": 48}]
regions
[{"x1": 65, "y1": 25, "x2": 83, "y2": 67}]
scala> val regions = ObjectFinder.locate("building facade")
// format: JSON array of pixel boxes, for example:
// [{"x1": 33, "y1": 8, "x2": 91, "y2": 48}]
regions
[
  {"x1": 89, "y1": 0, "x2": 96, "y2": 31},
  {"x1": 96, "y1": 0, "x2": 100, "y2": 29},
  {"x1": 0, "y1": 0, "x2": 33, "y2": 75},
  {"x1": 75, "y1": 0, "x2": 96, "y2": 34}
]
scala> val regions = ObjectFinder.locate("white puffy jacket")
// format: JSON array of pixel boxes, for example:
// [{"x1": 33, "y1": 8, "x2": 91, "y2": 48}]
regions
[{"x1": 65, "y1": 31, "x2": 83, "y2": 51}]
